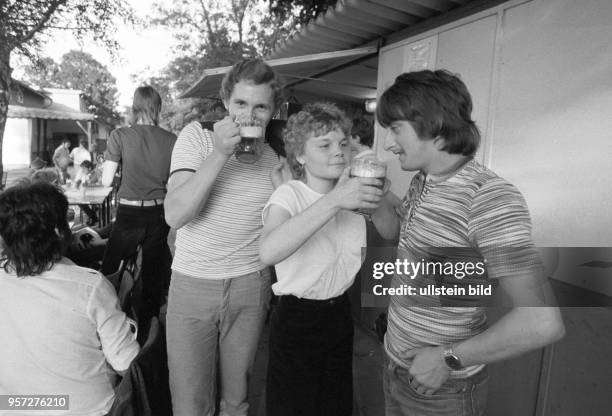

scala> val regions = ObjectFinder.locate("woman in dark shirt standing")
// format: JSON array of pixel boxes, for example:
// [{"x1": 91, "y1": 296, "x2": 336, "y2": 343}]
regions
[{"x1": 101, "y1": 86, "x2": 177, "y2": 326}]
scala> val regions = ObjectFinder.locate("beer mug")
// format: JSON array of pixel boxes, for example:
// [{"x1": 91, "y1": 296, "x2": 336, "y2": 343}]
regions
[
  {"x1": 236, "y1": 116, "x2": 264, "y2": 163},
  {"x1": 349, "y1": 150, "x2": 387, "y2": 218}
]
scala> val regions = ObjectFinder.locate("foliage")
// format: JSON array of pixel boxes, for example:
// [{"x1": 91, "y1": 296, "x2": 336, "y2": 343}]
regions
[
  {"x1": 22, "y1": 50, "x2": 119, "y2": 109},
  {"x1": 1, "y1": 0, "x2": 134, "y2": 61},
  {"x1": 268, "y1": 0, "x2": 337, "y2": 26},
  {"x1": 0, "y1": 0, "x2": 134, "y2": 175},
  {"x1": 147, "y1": 0, "x2": 334, "y2": 131}
]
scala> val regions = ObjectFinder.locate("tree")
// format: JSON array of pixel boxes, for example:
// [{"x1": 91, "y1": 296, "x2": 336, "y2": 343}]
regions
[
  {"x1": 147, "y1": 0, "x2": 333, "y2": 131},
  {"x1": 23, "y1": 50, "x2": 119, "y2": 109},
  {"x1": 269, "y1": 0, "x2": 337, "y2": 27},
  {"x1": 0, "y1": 0, "x2": 133, "y2": 177}
]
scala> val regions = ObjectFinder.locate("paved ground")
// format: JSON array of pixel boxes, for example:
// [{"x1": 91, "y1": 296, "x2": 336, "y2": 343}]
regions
[{"x1": 247, "y1": 316, "x2": 385, "y2": 416}]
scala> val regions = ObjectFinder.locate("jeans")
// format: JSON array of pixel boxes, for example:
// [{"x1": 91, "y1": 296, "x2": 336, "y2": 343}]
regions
[
  {"x1": 266, "y1": 293, "x2": 354, "y2": 416},
  {"x1": 166, "y1": 269, "x2": 271, "y2": 416},
  {"x1": 384, "y1": 355, "x2": 488, "y2": 416},
  {"x1": 100, "y1": 204, "x2": 172, "y2": 325}
]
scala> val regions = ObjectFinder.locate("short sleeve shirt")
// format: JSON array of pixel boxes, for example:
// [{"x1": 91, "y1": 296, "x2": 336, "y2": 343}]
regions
[
  {"x1": 105, "y1": 125, "x2": 177, "y2": 200},
  {"x1": 170, "y1": 121, "x2": 279, "y2": 279},
  {"x1": 263, "y1": 180, "x2": 366, "y2": 299}
]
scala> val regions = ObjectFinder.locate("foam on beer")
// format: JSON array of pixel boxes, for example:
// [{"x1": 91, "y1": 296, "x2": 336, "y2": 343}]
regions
[
  {"x1": 240, "y1": 125, "x2": 263, "y2": 138},
  {"x1": 351, "y1": 152, "x2": 386, "y2": 178}
]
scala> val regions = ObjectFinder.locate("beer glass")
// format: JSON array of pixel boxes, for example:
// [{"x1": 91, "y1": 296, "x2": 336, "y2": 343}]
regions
[
  {"x1": 236, "y1": 116, "x2": 264, "y2": 163},
  {"x1": 349, "y1": 153, "x2": 387, "y2": 218}
]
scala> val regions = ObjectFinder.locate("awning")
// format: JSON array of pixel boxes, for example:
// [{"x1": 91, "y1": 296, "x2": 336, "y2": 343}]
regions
[
  {"x1": 7, "y1": 102, "x2": 95, "y2": 121},
  {"x1": 179, "y1": 45, "x2": 379, "y2": 101},
  {"x1": 269, "y1": 0, "x2": 476, "y2": 59},
  {"x1": 180, "y1": 0, "x2": 486, "y2": 103}
]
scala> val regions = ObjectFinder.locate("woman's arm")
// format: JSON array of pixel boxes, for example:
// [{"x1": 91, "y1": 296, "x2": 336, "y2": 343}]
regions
[
  {"x1": 90, "y1": 277, "x2": 139, "y2": 374},
  {"x1": 260, "y1": 170, "x2": 384, "y2": 265},
  {"x1": 101, "y1": 160, "x2": 118, "y2": 187},
  {"x1": 260, "y1": 198, "x2": 340, "y2": 266}
]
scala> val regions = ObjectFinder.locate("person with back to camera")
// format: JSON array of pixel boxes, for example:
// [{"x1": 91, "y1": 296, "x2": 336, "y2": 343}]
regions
[
  {"x1": 0, "y1": 180, "x2": 139, "y2": 416},
  {"x1": 259, "y1": 102, "x2": 399, "y2": 416},
  {"x1": 377, "y1": 69, "x2": 565, "y2": 415},
  {"x1": 164, "y1": 58, "x2": 288, "y2": 416},
  {"x1": 101, "y1": 86, "x2": 177, "y2": 329}
]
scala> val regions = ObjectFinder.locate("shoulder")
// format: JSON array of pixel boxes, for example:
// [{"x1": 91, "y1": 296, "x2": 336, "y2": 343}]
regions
[
  {"x1": 48, "y1": 259, "x2": 106, "y2": 288},
  {"x1": 177, "y1": 121, "x2": 212, "y2": 143},
  {"x1": 473, "y1": 169, "x2": 524, "y2": 206},
  {"x1": 272, "y1": 180, "x2": 305, "y2": 196},
  {"x1": 150, "y1": 125, "x2": 178, "y2": 140},
  {"x1": 108, "y1": 126, "x2": 133, "y2": 142}
]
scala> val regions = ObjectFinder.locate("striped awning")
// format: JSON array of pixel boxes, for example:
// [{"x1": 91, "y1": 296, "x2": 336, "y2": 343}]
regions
[
  {"x1": 180, "y1": 0, "x2": 485, "y2": 102},
  {"x1": 270, "y1": 0, "x2": 474, "y2": 59}
]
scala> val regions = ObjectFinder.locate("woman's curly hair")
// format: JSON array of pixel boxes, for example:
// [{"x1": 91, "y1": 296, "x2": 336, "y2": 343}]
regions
[
  {"x1": 0, "y1": 181, "x2": 72, "y2": 277},
  {"x1": 283, "y1": 102, "x2": 352, "y2": 179}
]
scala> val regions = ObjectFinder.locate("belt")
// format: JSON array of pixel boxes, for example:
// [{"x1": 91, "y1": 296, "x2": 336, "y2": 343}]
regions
[
  {"x1": 119, "y1": 198, "x2": 164, "y2": 207},
  {"x1": 280, "y1": 293, "x2": 347, "y2": 307}
]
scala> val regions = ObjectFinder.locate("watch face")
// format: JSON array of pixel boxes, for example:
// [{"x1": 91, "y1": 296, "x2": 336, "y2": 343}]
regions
[{"x1": 444, "y1": 354, "x2": 463, "y2": 370}]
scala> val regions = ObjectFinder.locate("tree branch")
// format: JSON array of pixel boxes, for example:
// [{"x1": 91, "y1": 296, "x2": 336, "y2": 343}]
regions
[
  {"x1": 17, "y1": 0, "x2": 68, "y2": 45},
  {"x1": 197, "y1": 0, "x2": 214, "y2": 38}
]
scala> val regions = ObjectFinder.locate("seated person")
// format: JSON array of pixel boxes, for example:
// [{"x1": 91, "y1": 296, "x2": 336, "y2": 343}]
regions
[
  {"x1": 29, "y1": 167, "x2": 60, "y2": 185},
  {"x1": 75, "y1": 159, "x2": 100, "y2": 187},
  {"x1": 30, "y1": 156, "x2": 46, "y2": 171},
  {"x1": 75, "y1": 160, "x2": 100, "y2": 225},
  {"x1": 0, "y1": 180, "x2": 139, "y2": 416}
]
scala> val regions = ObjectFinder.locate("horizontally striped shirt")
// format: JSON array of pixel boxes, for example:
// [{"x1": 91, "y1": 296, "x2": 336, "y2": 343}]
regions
[
  {"x1": 385, "y1": 159, "x2": 542, "y2": 377},
  {"x1": 169, "y1": 121, "x2": 278, "y2": 279}
]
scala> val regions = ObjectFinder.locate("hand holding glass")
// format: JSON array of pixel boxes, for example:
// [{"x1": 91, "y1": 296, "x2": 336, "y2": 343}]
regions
[
  {"x1": 349, "y1": 156, "x2": 387, "y2": 218},
  {"x1": 236, "y1": 116, "x2": 264, "y2": 163}
]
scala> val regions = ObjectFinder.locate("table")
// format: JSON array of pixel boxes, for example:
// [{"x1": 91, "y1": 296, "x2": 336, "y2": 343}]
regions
[{"x1": 63, "y1": 186, "x2": 114, "y2": 227}]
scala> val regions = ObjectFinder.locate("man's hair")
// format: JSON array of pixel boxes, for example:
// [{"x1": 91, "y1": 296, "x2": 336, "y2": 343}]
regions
[
  {"x1": 62, "y1": 138, "x2": 71, "y2": 145},
  {"x1": 131, "y1": 85, "x2": 162, "y2": 126},
  {"x1": 30, "y1": 157, "x2": 46, "y2": 170},
  {"x1": 0, "y1": 181, "x2": 71, "y2": 277},
  {"x1": 80, "y1": 160, "x2": 94, "y2": 171},
  {"x1": 211, "y1": 101, "x2": 226, "y2": 112},
  {"x1": 351, "y1": 117, "x2": 374, "y2": 147},
  {"x1": 283, "y1": 102, "x2": 351, "y2": 180},
  {"x1": 377, "y1": 69, "x2": 480, "y2": 156},
  {"x1": 219, "y1": 58, "x2": 285, "y2": 112},
  {"x1": 79, "y1": 139, "x2": 88, "y2": 147}
]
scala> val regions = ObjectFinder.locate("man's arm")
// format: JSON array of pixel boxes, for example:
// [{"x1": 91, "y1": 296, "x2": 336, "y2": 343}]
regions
[
  {"x1": 371, "y1": 190, "x2": 401, "y2": 242},
  {"x1": 164, "y1": 117, "x2": 240, "y2": 229},
  {"x1": 404, "y1": 304, "x2": 564, "y2": 395},
  {"x1": 401, "y1": 179, "x2": 565, "y2": 395},
  {"x1": 164, "y1": 152, "x2": 231, "y2": 229}
]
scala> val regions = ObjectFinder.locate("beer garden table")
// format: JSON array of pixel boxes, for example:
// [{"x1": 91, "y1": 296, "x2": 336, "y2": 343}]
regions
[{"x1": 62, "y1": 185, "x2": 114, "y2": 227}]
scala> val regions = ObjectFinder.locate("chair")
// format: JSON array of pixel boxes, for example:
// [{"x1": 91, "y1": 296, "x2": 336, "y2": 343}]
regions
[
  {"x1": 104, "y1": 246, "x2": 143, "y2": 322},
  {"x1": 106, "y1": 317, "x2": 172, "y2": 416}
]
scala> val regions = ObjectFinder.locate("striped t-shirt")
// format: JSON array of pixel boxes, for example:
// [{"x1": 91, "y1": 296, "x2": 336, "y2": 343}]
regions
[
  {"x1": 385, "y1": 159, "x2": 542, "y2": 377},
  {"x1": 169, "y1": 121, "x2": 278, "y2": 279}
]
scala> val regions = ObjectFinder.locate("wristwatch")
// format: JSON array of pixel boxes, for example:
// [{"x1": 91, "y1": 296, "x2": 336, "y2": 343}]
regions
[{"x1": 443, "y1": 344, "x2": 464, "y2": 371}]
